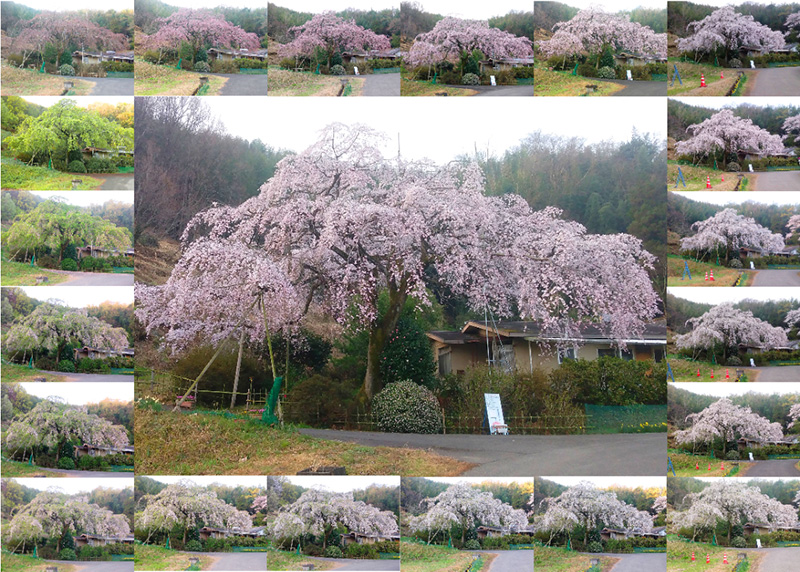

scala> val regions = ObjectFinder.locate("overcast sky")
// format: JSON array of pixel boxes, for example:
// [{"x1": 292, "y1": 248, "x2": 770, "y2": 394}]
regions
[
  {"x1": 545, "y1": 0, "x2": 664, "y2": 12},
  {"x1": 543, "y1": 477, "x2": 666, "y2": 489},
  {"x1": 33, "y1": 191, "x2": 133, "y2": 206},
  {"x1": 671, "y1": 97, "x2": 800, "y2": 110},
  {"x1": 425, "y1": 477, "x2": 532, "y2": 486},
  {"x1": 12, "y1": 477, "x2": 132, "y2": 494},
  {"x1": 673, "y1": 382, "x2": 800, "y2": 398},
  {"x1": 20, "y1": 382, "x2": 132, "y2": 404},
  {"x1": 409, "y1": 0, "x2": 530, "y2": 20},
  {"x1": 207, "y1": 98, "x2": 664, "y2": 164},
  {"x1": 16, "y1": 286, "x2": 133, "y2": 307},
  {"x1": 150, "y1": 476, "x2": 267, "y2": 488},
  {"x1": 668, "y1": 287, "x2": 800, "y2": 305},
  {"x1": 672, "y1": 191, "x2": 800, "y2": 207},
  {"x1": 285, "y1": 476, "x2": 399, "y2": 492},
  {"x1": 22, "y1": 96, "x2": 133, "y2": 108},
  {"x1": 270, "y1": 0, "x2": 399, "y2": 13},
  {"x1": 10, "y1": 0, "x2": 132, "y2": 10},
  {"x1": 162, "y1": 0, "x2": 267, "y2": 8}
]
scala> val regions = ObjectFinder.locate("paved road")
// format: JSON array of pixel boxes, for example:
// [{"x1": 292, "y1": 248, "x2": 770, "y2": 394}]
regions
[
  {"x1": 36, "y1": 370, "x2": 134, "y2": 382},
  {"x1": 360, "y1": 73, "x2": 400, "y2": 96},
  {"x1": 310, "y1": 557, "x2": 400, "y2": 570},
  {"x1": 744, "y1": 459, "x2": 800, "y2": 476},
  {"x1": 753, "y1": 366, "x2": 800, "y2": 382},
  {"x1": 52, "y1": 270, "x2": 134, "y2": 286},
  {"x1": 210, "y1": 73, "x2": 267, "y2": 95},
  {"x1": 605, "y1": 553, "x2": 666, "y2": 571},
  {"x1": 207, "y1": 551, "x2": 266, "y2": 570},
  {"x1": 98, "y1": 173, "x2": 135, "y2": 190},
  {"x1": 756, "y1": 547, "x2": 800, "y2": 571},
  {"x1": 47, "y1": 560, "x2": 132, "y2": 571},
  {"x1": 593, "y1": 78, "x2": 666, "y2": 96},
  {"x1": 299, "y1": 430, "x2": 665, "y2": 475},
  {"x1": 484, "y1": 550, "x2": 533, "y2": 572},
  {"x1": 437, "y1": 84, "x2": 533, "y2": 96},
  {"x1": 747, "y1": 67, "x2": 800, "y2": 96},
  {"x1": 751, "y1": 269, "x2": 800, "y2": 286},
  {"x1": 85, "y1": 77, "x2": 134, "y2": 95},
  {"x1": 751, "y1": 171, "x2": 800, "y2": 191}
]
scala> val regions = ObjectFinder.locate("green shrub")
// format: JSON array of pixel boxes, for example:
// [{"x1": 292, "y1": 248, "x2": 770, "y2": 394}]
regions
[
  {"x1": 61, "y1": 258, "x2": 78, "y2": 271},
  {"x1": 279, "y1": 57, "x2": 299, "y2": 69},
  {"x1": 142, "y1": 51, "x2": 163, "y2": 64},
  {"x1": 372, "y1": 380, "x2": 443, "y2": 434},
  {"x1": 84, "y1": 157, "x2": 117, "y2": 173},
  {"x1": 597, "y1": 66, "x2": 616, "y2": 79},
  {"x1": 57, "y1": 456, "x2": 76, "y2": 469},
  {"x1": 726, "y1": 450, "x2": 740, "y2": 460},
  {"x1": 185, "y1": 540, "x2": 203, "y2": 552},
  {"x1": 512, "y1": 66, "x2": 535, "y2": 78},
  {"x1": 59, "y1": 548, "x2": 77, "y2": 561},
  {"x1": 196, "y1": 47, "x2": 208, "y2": 62},
  {"x1": 577, "y1": 63, "x2": 597, "y2": 77},
  {"x1": 58, "y1": 359, "x2": 76, "y2": 373},
  {"x1": 494, "y1": 70, "x2": 516, "y2": 85},
  {"x1": 74, "y1": 63, "x2": 105, "y2": 77},
  {"x1": 729, "y1": 58, "x2": 743, "y2": 68},
  {"x1": 732, "y1": 536, "x2": 747, "y2": 548},
  {"x1": 330, "y1": 64, "x2": 346, "y2": 75},
  {"x1": 345, "y1": 543, "x2": 378, "y2": 559},
  {"x1": 59, "y1": 64, "x2": 76, "y2": 76},
  {"x1": 438, "y1": 69, "x2": 461, "y2": 84},
  {"x1": 587, "y1": 541, "x2": 603, "y2": 553},
  {"x1": 67, "y1": 160, "x2": 87, "y2": 173},
  {"x1": 380, "y1": 316, "x2": 437, "y2": 389},
  {"x1": 303, "y1": 544, "x2": 323, "y2": 557},
  {"x1": 462, "y1": 73, "x2": 480, "y2": 85},
  {"x1": 728, "y1": 259, "x2": 743, "y2": 269},
  {"x1": 101, "y1": 61, "x2": 134, "y2": 73},
  {"x1": 369, "y1": 58, "x2": 398, "y2": 69},
  {"x1": 234, "y1": 57, "x2": 268, "y2": 69},
  {"x1": 464, "y1": 539, "x2": 481, "y2": 550},
  {"x1": 6, "y1": 53, "x2": 25, "y2": 67},
  {"x1": 324, "y1": 546, "x2": 343, "y2": 558},
  {"x1": 194, "y1": 61, "x2": 210, "y2": 73},
  {"x1": 210, "y1": 59, "x2": 238, "y2": 73},
  {"x1": 727, "y1": 355, "x2": 742, "y2": 365},
  {"x1": 727, "y1": 162, "x2": 741, "y2": 172}
]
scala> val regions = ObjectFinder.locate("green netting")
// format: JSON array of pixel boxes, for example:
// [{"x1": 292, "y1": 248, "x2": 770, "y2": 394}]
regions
[
  {"x1": 239, "y1": 69, "x2": 268, "y2": 74},
  {"x1": 231, "y1": 546, "x2": 270, "y2": 552},
  {"x1": 767, "y1": 62, "x2": 800, "y2": 67},
  {"x1": 111, "y1": 554, "x2": 134, "y2": 560},
  {"x1": 584, "y1": 404, "x2": 667, "y2": 434},
  {"x1": 515, "y1": 78, "x2": 534, "y2": 85},
  {"x1": 378, "y1": 552, "x2": 400, "y2": 559},
  {"x1": 106, "y1": 71, "x2": 134, "y2": 78},
  {"x1": 777, "y1": 541, "x2": 800, "y2": 547},
  {"x1": 633, "y1": 547, "x2": 666, "y2": 553},
  {"x1": 373, "y1": 67, "x2": 400, "y2": 74},
  {"x1": 651, "y1": 74, "x2": 668, "y2": 81},
  {"x1": 112, "y1": 267, "x2": 134, "y2": 273},
  {"x1": 509, "y1": 544, "x2": 535, "y2": 550}
]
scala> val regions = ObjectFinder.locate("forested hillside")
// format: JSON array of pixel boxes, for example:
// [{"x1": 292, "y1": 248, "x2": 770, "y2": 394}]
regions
[
  {"x1": 667, "y1": 292, "x2": 800, "y2": 333},
  {"x1": 535, "y1": 1, "x2": 666, "y2": 33},
  {"x1": 134, "y1": 0, "x2": 267, "y2": 37},
  {"x1": 668, "y1": 1, "x2": 800, "y2": 37},
  {"x1": 400, "y1": 2, "x2": 533, "y2": 41},
  {"x1": 269, "y1": 2, "x2": 401, "y2": 46}
]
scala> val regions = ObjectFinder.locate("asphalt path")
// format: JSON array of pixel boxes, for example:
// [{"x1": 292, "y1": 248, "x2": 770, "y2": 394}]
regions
[
  {"x1": 436, "y1": 84, "x2": 533, "y2": 96},
  {"x1": 36, "y1": 370, "x2": 134, "y2": 382},
  {"x1": 85, "y1": 77, "x2": 134, "y2": 95},
  {"x1": 209, "y1": 73, "x2": 267, "y2": 95},
  {"x1": 605, "y1": 552, "x2": 666, "y2": 572},
  {"x1": 360, "y1": 73, "x2": 400, "y2": 96},
  {"x1": 47, "y1": 561, "x2": 132, "y2": 571},
  {"x1": 756, "y1": 547, "x2": 800, "y2": 571},
  {"x1": 592, "y1": 78, "x2": 666, "y2": 96},
  {"x1": 752, "y1": 366, "x2": 800, "y2": 382},
  {"x1": 298, "y1": 430, "x2": 665, "y2": 475},
  {"x1": 207, "y1": 551, "x2": 266, "y2": 571},
  {"x1": 98, "y1": 173, "x2": 135, "y2": 190},
  {"x1": 747, "y1": 67, "x2": 800, "y2": 96},
  {"x1": 751, "y1": 269, "x2": 800, "y2": 286},
  {"x1": 743, "y1": 459, "x2": 800, "y2": 476},
  {"x1": 751, "y1": 171, "x2": 800, "y2": 191},
  {"x1": 310, "y1": 556, "x2": 400, "y2": 570},
  {"x1": 50, "y1": 270, "x2": 134, "y2": 286},
  {"x1": 484, "y1": 550, "x2": 534, "y2": 572}
]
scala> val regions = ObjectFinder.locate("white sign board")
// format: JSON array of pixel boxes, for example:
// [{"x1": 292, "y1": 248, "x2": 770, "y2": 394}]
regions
[
  {"x1": 490, "y1": 75, "x2": 496, "y2": 86},
  {"x1": 750, "y1": 358, "x2": 756, "y2": 367},
  {"x1": 748, "y1": 164, "x2": 754, "y2": 172},
  {"x1": 750, "y1": 261, "x2": 755, "y2": 270},
  {"x1": 484, "y1": 393, "x2": 507, "y2": 435},
  {"x1": 750, "y1": 60, "x2": 756, "y2": 69},
  {"x1": 626, "y1": 69, "x2": 633, "y2": 81},
  {"x1": 354, "y1": 66, "x2": 359, "y2": 75},
  {"x1": 756, "y1": 538, "x2": 762, "y2": 548},
  {"x1": 749, "y1": 452, "x2": 754, "y2": 461}
]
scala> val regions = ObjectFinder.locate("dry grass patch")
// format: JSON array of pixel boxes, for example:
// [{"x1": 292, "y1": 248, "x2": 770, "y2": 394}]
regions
[
  {"x1": 134, "y1": 61, "x2": 227, "y2": 95},
  {"x1": 534, "y1": 545, "x2": 618, "y2": 571},
  {"x1": 135, "y1": 409, "x2": 473, "y2": 476},
  {"x1": 134, "y1": 544, "x2": 214, "y2": 571},
  {"x1": 667, "y1": 537, "x2": 761, "y2": 572},
  {"x1": 533, "y1": 69, "x2": 625, "y2": 96},
  {"x1": 268, "y1": 68, "x2": 364, "y2": 96},
  {"x1": 668, "y1": 162, "x2": 743, "y2": 192},
  {"x1": 667, "y1": 61, "x2": 751, "y2": 96},
  {"x1": 1, "y1": 553, "x2": 78, "y2": 572},
  {"x1": 1, "y1": 363, "x2": 69, "y2": 382},
  {"x1": 1, "y1": 459, "x2": 70, "y2": 477},
  {"x1": 667, "y1": 256, "x2": 747, "y2": 288},
  {"x1": 266, "y1": 550, "x2": 336, "y2": 571},
  {"x1": 400, "y1": 542, "x2": 484, "y2": 572},
  {"x1": 134, "y1": 237, "x2": 182, "y2": 286},
  {"x1": 400, "y1": 78, "x2": 477, "y2": 96},
  {"x1": 1, "y1": 62, "x2": 93, "y2": 95}
]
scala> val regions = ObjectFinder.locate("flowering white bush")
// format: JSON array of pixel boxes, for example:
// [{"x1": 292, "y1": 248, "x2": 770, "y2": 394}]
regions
[{"x1": 371, "y1": 380, "x2": 442, "y2": 434}]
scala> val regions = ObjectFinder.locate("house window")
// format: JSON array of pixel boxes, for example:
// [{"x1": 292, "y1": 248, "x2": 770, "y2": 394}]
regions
[
  {"x1": 653, "y1": 347, "x2": 664, "y2": 363},
  {"x1": 558, "y1": 347, "x2": 576, "y2": 364},
  {"x1": 493, "y1": 342, "x2": 515, "y2": 372},
  {"x1": 438, "y1": 348, "x2": 452, "y2": 376},
  {"x1": 619, "y1": 349, "x2": 633, "y2": 361},
  {"x1": 598, "y1": 348, "x2": 616, "y2": 359}
]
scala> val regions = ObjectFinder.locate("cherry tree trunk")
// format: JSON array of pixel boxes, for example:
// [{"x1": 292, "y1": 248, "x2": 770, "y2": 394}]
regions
[{"x1": 363, "y1": 288, "x2": 408, "y2": 401}]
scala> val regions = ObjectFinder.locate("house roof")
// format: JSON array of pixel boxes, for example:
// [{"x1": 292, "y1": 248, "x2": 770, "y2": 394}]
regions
[
  {"x1": 601, "y1": 527, "x2": 629, "y2": 534},
  {"x1": 209, "y1": 47, "x2": 268, "y2": 57},
  {"x1": 460, "y1": 320, "x2": 666, "y2": 344}
]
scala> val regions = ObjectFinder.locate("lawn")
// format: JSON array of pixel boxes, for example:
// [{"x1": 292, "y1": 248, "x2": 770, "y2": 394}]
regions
[
  {"x1": 266, "y1": 549, "x2": 336, "y2": 571},
  {"x1": 1, "y1": 63, "x2": 93, "y2": 95},
  {"x1": 667, "y1": 537, "x2": 760, "y2": 572},
  {"x1": 668, "y1": 161, "x2": 743, "y2": 192},
  {"x1": 667, "y1": 61, "x2": 749, "y2": 96},
  {"x1": 668, "y1": 357, "x2": 755, "y2": 382},
  {"x1": 667, "y1": 256, "x2": 749, "y2": 288},
  {"x1": 1, "y1": 158, "x2": 103, "y2": 190},
  {"x1": 268, "y1": 68, "x2": 364, "y2": 96},
  {"x1": 134, "y1": 544, "x2": 214, "y2": 571},
  {"x1": 534, "y1": 545, "x2": 618, "y2": 572},
  {"x1": 400, "y1": 542, "x2": 486, "y2": 572},
  {"x1": 0, "y1": 459, "x2": 69, "y2": 478},
  {"x1": 533, "y1": 69, "x2": 625, "y2": 96},
  {"x1": 1, "y1": 258, "x2": 68, "y2": 286},
  {"x1": 0, "y1": 553, "x2": 79, "y2": 572},
  {"x1": 134, "y1": 408, "x2": 473, "y2": 475},
  {"x1": 668, "y1": 452, "x2": 748, "y2": 477},
  {"x1": 0, "y1": 364, "x2": 69, "y2": 382},
  {"x1": 400, "y1": 78, "x2": 477, "y2": 96},
  {"x1": 134, "y1": 61, "x2": 227, "y2": 96}
]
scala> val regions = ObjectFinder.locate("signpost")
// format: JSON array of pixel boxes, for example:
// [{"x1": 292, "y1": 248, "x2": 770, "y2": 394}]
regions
[
  {"x1": 490, "y1": 75, "x2": 496, "y2": 86},
  {"x1": 748, "y1": 164, "x2": 754, "y2": 172},
  {"x1": 354, "y1": 66, "x2": 359, "y2": 75},
  {"x1": 626, "y1": 69, "x2": 632, "y2": 81},
  {"x1": 484, "y1": 393, "x2": 508, "y2": 435}
]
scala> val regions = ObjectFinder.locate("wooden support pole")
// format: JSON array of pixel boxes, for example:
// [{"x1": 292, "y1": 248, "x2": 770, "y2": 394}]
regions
[{"x1": 231, "y1": 328, "x2": 245, "y2": 410}]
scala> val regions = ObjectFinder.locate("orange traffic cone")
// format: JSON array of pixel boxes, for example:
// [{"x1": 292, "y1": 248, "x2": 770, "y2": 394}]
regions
[
  {"x1": 708, "y1": 462, "x2": 712, "y2": 471},
  {"x1": 706, "y1": 553, "x2": 711, "y2": 564},
  {"x1": 701, "y1": 74, "x2": 706, "y2": 87},
  {"x1": 691, "y1": 551, "x2": 695, "y2": 561},
  {"x1": 726, "y1": 369, "x2": 730, "y2": 379},
  {"x1": 705, "y1": 271, "x2": 709, "y2": 281},
  {"x1": 695, "y1": 461, "x2": 699, "y2": 470},
  {"x1": 721, "y1": 71, "x2": 724, "y2": 79},
  {"x1": 710, "y1": 269, "x2": 715, "y2": 281},
  {"x1": 711, "y1": 369, "x2": 714, "y2": 379},
  {"x1": 697, "y1": 368, "x2": 701, "y2": 377},
  {"x1": 706, "y1": 175, "x2": 712, "y2": 188},
  {"x1": 722, "y1": 175, "x2": 725, "y2": 182},
  {"x1": 721, "y1": 461, "x2": 725, "y2": 470},
  {"x1": 724, "y1": 552, "x2": 728, "y2": 564}
]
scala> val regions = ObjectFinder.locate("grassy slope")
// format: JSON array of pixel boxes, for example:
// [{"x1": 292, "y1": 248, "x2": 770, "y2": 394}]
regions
[
  {"x1": 134, "y1": 237, "x2": 183, "y2": 286},
  {"x1": 533, "y1": 69, "x2": 625, "y2": 96},
  {"x1": 1, "y1": 158, "x2": 103, "y2": 190},
  {"x1": 668, "y1": 162, "x2": 742, "y2": 192},
  {"x1": 268, "y1": 68, "x2": 364, "y2": 96},
  {"x1": 135, "y1": 409, "x2": 473, "y2": 475},
  {"x1": 400, "y1": 78, "x2": 477, "y2": 96},
  {"x1": 1, "y1": 258, "x2": 68, "y2": 286},
  {"x1": 0, "y1": 63, "x2": 93, "y2": 95},
  {"x1": 266, "y1": 550, "x2": 336, "y2": 571},
  {"x1": 0, "y1": 553, "x2": 78, "y2": 572},
  {"x1": 668, "y1": 357, "x2": 756, "y2": 382},
  {"x1": 667, "y1": 537, "x2": 761, "y2": 572},
  {"x1": 400, "y1": 542, "x2": 484, "y2": 572},
  {"x1": 668, "y1": 452, "x2": 749, "y2": 477},
  {"x1": 134, "y1": 61, "x2": 227, "y2": 96},
  {"x1": 667, "y1": 61, "x2": 750, "y2": 96},
  {"x1": 534, "y1": 546, "x2": 618, "y2": 572},
  {"x1": 667, "y1": 256, "x2": 748, "y2": 288},
  {"x1": 0, "y1": 459, "x2": 69, "y2": 478},
  {"x1": 134, "y1": 544, "x2": 214, "y2": 571},
  {"x1": 1, "y1": 364, "x2": 69, "y2": 382}
]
